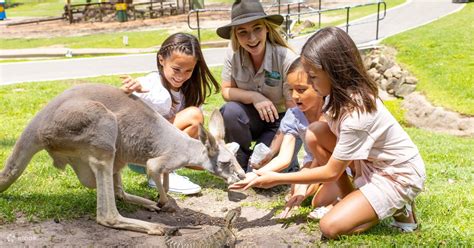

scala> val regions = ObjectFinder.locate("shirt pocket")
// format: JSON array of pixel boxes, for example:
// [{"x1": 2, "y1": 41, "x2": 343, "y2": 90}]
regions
[
  {"x1": 262, "y1": 80, "x2": 283, "y2": 101},
  {"x1": 233, "y1": 73, "x2": 253, "y2": 90},
  {"x1": 264, "y1": 77, "x2": 281, "y2": 87}
]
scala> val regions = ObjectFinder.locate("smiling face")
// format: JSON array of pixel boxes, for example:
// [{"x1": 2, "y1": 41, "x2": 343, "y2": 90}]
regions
[
  {"x1": 235, "y1": 20, "x2": 268, "y2": 57},
  {"x1": 302, "y1": 57, "x2": 332, "y2": 97},
  {"x1": 287, "y1": 68, "x2": 321, "y2": 112},
  {"x1": 158, "y1": 51, "x2": 197, "y2": 91}
]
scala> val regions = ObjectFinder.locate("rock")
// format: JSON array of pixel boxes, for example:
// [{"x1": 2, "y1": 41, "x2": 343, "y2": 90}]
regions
[
  {"x1": 383, "y1": 69, "x2": 393, "y2": 79},
  {"x1": 405, "y1": 76, "x2": 418, "y2": 84},
  {"x1": 394, "y1": 83, "x2": 416, "y2": 97},
  {"x1": 375, "y1": 62, "x2": 383, "y2": 71},
  {"x1": 367, "y1": 68, "x2": 380, "y2": 81},
  {"x1": 370, "y1": 57, "x2": 380, "y2": 69},
  {"x1": 380, "y1": 78, "x2": 389, "y2": 90},
  {"x1": 386, "y1": 77, "x2": 398, "y2": 92}
]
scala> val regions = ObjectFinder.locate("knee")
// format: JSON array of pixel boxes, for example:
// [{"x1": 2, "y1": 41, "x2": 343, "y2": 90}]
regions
[
  {"x1": 305, "y1": 121, "x2": 327, "y2": 145},
  {"x1": 319, "y1": 216, "x2": 341, "y2": 240},
  {"x1": 220, "y1": 102, "x2": 245, "y2": 122},
  {"x1": 185, "y1": 106, "x2": 204, "y2": 125}
]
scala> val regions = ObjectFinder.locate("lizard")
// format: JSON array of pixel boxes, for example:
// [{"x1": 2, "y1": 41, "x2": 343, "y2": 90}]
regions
[{"x1": 165, "y1": 207, "x2": 241, "y2": 248}]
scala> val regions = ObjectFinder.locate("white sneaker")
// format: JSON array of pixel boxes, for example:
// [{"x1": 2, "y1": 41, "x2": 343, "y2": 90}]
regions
[{"x1": 148, "y1": 172, "x2": 201, "y2": 195}]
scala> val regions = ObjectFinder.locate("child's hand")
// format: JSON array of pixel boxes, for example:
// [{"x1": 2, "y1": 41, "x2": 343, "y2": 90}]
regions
[
  {"x1": 243, "y1": 170, "x2": 281, "y2": 190},
  {"x1": 120, "y1": 75, "x2": 149, "y2": 94},
  {"x1": 279, "y1": 184, "x2": 307, "y2": 218},
  {"x1": 228, "y1": 172, "x2": 258, "y2": 190}
]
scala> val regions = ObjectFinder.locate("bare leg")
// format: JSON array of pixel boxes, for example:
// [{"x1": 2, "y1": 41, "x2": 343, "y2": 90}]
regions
[
  {"x1": 173, "y1": 107, "x2": 204, "y2": 170},
  {"x1": 312, "y1": 172, "x2": 354, "y2": 208},
  {"x1": 306, "y1": 122, "x2": 354, "y2": 207},
  {"x1": 173, "y1": 106, "x2": 203, "y2": 139},
  {"x1": 319, "y1": 190, "x2": 379, "y2": 239},
  {"x1": 113, "y1": 172, "x2": 160, "y2": 211}
]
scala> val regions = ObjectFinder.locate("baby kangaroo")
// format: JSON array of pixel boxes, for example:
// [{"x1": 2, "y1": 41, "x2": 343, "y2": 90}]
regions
[{"x1": 0, "y1": 83, "x2": 245, "y2": 235}]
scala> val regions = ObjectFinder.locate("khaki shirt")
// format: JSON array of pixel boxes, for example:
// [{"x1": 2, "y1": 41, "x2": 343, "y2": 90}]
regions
[{"x1": 222, "y1": 41, "x2": 298, "y2": 113}]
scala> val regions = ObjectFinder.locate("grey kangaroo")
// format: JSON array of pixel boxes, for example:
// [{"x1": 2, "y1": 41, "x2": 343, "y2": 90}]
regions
[{"x1": 0, "y1": 84, "x2": 246, "y2": 235}]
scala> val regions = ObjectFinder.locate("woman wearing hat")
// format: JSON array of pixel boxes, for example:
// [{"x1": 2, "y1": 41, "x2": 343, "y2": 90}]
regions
[{"x1": 217, "y1": 0, "x2": 300, "y2": 171}]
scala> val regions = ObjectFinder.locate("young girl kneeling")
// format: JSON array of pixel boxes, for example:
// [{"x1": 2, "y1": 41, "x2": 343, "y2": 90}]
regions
[
  {"x1": 121, "y1": 33, "x2": 220, "y2": 195},
  {"x1": 231, "y1": 27, "x2": 426, "y2": 239}
]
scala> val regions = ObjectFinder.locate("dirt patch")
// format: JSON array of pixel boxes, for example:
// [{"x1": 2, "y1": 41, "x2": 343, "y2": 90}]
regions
[
  {"x1": 403, "y1": 92, "x2": 474, "y2": 137},
  {"x1": 0, "y1": 187, "x2": 320, "y2": 247}
]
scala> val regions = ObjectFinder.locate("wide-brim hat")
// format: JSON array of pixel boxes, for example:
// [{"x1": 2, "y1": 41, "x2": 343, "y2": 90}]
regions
[{"x1": 217, "y1": 0, "x2": 284, "y2": 40}]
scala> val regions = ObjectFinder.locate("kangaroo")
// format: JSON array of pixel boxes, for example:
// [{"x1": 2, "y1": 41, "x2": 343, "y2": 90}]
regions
[{"x1": 0, "y1": 83, "x2": 246, "y2": 235}]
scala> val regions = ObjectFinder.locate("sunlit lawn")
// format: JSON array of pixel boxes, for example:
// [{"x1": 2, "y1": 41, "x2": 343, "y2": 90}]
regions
[{"x1": 383, "y1": 3, "x2": 474, "y2": 115}]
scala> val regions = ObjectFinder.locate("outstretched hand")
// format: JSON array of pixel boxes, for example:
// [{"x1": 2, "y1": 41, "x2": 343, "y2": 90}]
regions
[
  {"x1": 278, "y1": 185, "x2": 307, "y2": 219},
  {"x1": 228, "y1": 172, "x2": 258, "y2": 190},
  {"x1": 120, "y1": 75, "x2": 149, "y2": 94},
  {"x1": 229, "y1": 171, "x2": 281, "y2": 190}
]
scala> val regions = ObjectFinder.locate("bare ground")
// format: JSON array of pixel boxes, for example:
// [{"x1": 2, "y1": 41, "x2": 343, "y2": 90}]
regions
[{"x1": 0, "y1": 187, "x2": 320, "y2": 247}]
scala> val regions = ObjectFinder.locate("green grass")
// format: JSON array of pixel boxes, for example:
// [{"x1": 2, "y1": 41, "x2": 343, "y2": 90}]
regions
[
  {"x1": 0, "y1": 29, "x2": 219, "y2": 50},
  {"x1": 382, "y1": 3, "x2": 474, "y2": 115},
  {"x1": 5, "y1": 0, "x2": 95, "y2": 17},
  {"x1": 1, "y1": 73, "x2": 473, "y2": 245}
]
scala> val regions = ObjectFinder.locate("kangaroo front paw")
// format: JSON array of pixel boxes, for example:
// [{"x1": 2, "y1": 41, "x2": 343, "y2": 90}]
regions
[{"x1": 158, "y1": 196, "x2": 179, "y2": 212}]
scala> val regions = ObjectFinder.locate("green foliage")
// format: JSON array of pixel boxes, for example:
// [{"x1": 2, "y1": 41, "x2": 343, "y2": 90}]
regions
[{"x1": 383, "y1": 3, "x2": 474, "y2": 115}]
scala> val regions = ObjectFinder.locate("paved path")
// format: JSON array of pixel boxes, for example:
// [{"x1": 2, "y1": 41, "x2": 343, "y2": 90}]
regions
[{"x1": 0, "y1": 0, "x2": 465, "y2": 85}]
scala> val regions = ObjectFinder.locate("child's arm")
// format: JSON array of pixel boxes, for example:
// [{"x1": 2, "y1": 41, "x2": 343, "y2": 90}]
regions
[
  {"x1": 255, "y1": 134, "x2": 296, "y2": 172},
  {"x1": 231, "y1": 157, "x2": 349, "y2": 190},
  {"x1": 250, "y1": 131, "x2": 283, "y2": 169}
]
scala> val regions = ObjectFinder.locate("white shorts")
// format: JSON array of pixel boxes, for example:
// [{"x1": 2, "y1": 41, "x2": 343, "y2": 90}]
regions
[{"x1": 354, "y1": 155, "x2": 426, "y2": 220}]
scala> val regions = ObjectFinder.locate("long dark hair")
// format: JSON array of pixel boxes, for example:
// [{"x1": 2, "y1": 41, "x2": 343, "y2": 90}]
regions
[
  {"x1": 157, "y1": 33, "x2": 220, "y2": 107},
  {"x1": 301, "y1": 27, "x2": 378, "y2": 119}
]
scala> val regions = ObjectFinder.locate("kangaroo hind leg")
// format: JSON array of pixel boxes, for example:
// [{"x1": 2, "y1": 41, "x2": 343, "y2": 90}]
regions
[{"x1": 91, "y1": 152, "x2": 165, "y2": 235}]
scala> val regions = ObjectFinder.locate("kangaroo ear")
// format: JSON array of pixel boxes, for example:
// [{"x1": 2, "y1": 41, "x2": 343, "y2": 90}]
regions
[
  {"x1": 199, "y1": 124, "x2": 218, "y2": 155},
  {"x1": 208, "y1": 109, "x2": 225, "y2": 140},
  {"x1": 198, "y1": 124, "x2": 208, "y2": 144}
]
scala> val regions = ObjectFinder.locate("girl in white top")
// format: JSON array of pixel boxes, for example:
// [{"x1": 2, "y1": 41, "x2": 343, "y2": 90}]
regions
[
  {"x1": 231, "y1": 27, "x2": 426, "y2": 239},
  {"x1": 120, "y1": 33, "x2": 220, "y2": 195},
  {"x1": 121, "y1": 32, "x2": 219, "y2": 138}
]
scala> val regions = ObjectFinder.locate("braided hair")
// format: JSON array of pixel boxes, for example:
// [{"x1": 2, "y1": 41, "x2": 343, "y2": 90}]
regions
[{"x1": 157, "y1": 33, "x2": 220, "y2": 107}]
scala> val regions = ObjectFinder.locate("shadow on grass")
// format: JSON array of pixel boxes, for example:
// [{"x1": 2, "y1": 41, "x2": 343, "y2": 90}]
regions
[{"x1": 0, "y1": 138, "x2": 16, "y2": 149}]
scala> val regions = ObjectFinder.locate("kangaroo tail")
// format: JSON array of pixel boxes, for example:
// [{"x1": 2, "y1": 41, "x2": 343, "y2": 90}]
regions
[{"x1": 0, "y1": 124, "x2": 42, "y2": 193}]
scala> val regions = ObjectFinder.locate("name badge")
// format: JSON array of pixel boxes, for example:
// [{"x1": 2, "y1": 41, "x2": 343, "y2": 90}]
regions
[{"x1": 265, "y1": 70, "x2": 281, "y2": 80}]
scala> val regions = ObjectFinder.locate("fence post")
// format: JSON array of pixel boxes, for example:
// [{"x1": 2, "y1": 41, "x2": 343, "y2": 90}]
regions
[
  {"x1": 196, "y1": 10, "x2": 201, "y2": 42},
  {"x1": 297, "y1": 2, "x2": 300, "y2": 23},
  {"x1": 376, "y1": 2, "x2": 381, "y2": 40},
  {"x1": 318, "y1": 0, "x2": 321, "y2": 28},
  {"x1": 345, "y1": 6, "x2": 350, "y2": 33}
]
